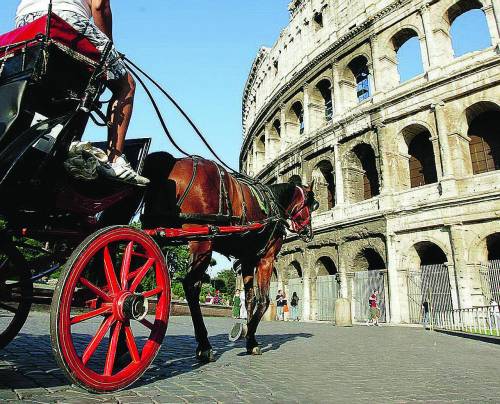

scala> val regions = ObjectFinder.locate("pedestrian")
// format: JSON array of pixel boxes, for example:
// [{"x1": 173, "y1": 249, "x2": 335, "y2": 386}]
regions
[
  {"x1": 290, "y1": 292, "x2": 300, "y2": 321},
  {"x1": 239, "y1": 288, "x2": 247, "y2": 320},
  {"x1": 205, "y1": 290, "x2": 213, "y2": 304},
  {"x1": 232, "y1": 289, "x2": 241, "y2": 318},
  {"x1": 422, "y1": 300, "x2": 430, "y2": 329},
  {"x1": 367, "y1": 289, "x2": 380, "y2": 326},
  {"x1": 276, "y1": 289, "x2": 285, "y2": 321},
  {"x1": 213, "y1": 290, "x2": 221, "y2": 305}
]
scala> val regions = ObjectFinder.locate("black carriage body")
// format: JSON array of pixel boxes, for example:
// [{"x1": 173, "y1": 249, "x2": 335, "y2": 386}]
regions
[{"x1": 0, "y1": 33, "x2": 148, "y2": 241}]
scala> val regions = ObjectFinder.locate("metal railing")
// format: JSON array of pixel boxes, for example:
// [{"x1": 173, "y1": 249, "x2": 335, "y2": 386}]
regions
[
  {"x1": 479, "y1": 260, "x2": 500, "y2": 303},
  {"x1": 432, "y1": 305, "x2": 500, "y2": 337}
]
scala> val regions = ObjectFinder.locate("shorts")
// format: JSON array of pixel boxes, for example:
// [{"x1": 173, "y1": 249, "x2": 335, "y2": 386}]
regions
[
  {"x1": 15, "y1": 11, "x2": 127, "y2": 81},
  {"x1": 369, "y1": 307, "x2": 380, "y2": 319}
]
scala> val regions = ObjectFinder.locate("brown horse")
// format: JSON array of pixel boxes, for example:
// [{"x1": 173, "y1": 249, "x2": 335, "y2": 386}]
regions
[{"x1": 143, "y1": 152, "x2": 317, "y2": 361}]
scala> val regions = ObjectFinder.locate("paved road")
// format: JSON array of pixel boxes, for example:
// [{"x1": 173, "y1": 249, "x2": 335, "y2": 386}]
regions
[{"x1": 0, "y1": 312, "x2": 499, "y2": 403}]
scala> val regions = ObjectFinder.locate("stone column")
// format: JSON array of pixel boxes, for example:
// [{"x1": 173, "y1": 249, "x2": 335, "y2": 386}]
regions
[
  {"x1": 333, "y1": 142, "x2": 345, "y2": 206},
  {"x1": 280, "y1": 104, "x2": 288, "y2": 152},
  {"x1": 491, "y1": 0, "x2": 500, "y2": 39},
  {"x1": 448, "y1": 225, "x2": 474, "y2": 309},
  {"x1": 303, "y1": 83, "x2": 311, "y2": 135},
  {"x1": 375, "y1": 125, "x2": 392, "y2": 195},
  {"x1": 383, "y1": 237, "x2": 398, "y2": 325},
  {"x1": 331, "y1": 61, "x2": 343, "y2": 116},
  {"x1": 432, "y1": 102, "x2": 454, "y2": 179},
  {"x1": 264, "y1": 122, "x2": 272, "y2": 164},
  {"x1": 483, "y1": 3, "x2": 500, "y2": 46}
]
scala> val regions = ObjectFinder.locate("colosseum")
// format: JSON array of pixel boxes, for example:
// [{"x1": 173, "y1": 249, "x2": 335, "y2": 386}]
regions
[{"x1": 240, "y1": 0, "x2": 500, "y2": 324}]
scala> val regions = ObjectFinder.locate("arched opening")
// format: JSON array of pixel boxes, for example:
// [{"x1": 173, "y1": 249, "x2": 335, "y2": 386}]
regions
[
  {"x1": 353, "y1": 248, "x2": 386, "y2": 271},
  {"x1": 347, "y1": 143, "x2": 380, "y2": 202},
  {"x1": 316, "y1": 79, "x2": 333, "y2": 122},
  {"x1": 290, "y1": 101, "x2": 305, "y2": 136},
  {"x1": 487, "y1": 233, "x2": 500, "y2": 261},
  {"x1": 312, "y1": 160, "x2": 335, "y2": 211},
  {"x1": 406, "y1": 130, "x2": 438, "y2": 188},
  {"x1": 448, "y1": 1, "x2": 491, "y2": 57},
  {"x1": 392, "y1": 29, "x2": 424, "y2": 82},
  {"x1": 254, "y1": 134, "x2": 266, "y2": 171},
  {"x1": 467, "y1": 107, "x2": 500, "y2": 174},
  {"x1": 285, "y1": 261, "x2": 303, "y2": 320},
  {"x1": 407, "y1": 241, "x2": 452, "y2": 323},
  {"x1": 347, "y1": 56, "x2": 371, "y2": 102},
  {"x1": 269, "y1": 118, "x2": 281, "y2": 157},
  {"x1": 312, "y1": 257, "x2": 338, "y2": 321},
  {"x1": 313, "y1": 11, "x2": 323, "y2": 31}
]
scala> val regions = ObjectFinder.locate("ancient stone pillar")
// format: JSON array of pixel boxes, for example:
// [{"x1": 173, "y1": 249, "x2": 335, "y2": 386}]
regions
[
  {"x1": 432, "y1": 102, "x2": 454, "y2": 179},
  {"x1": 448, "y1": 225, "x2": 474, "y2": 309},
  {"x1": 483, "y1": 2, "x2": 500, "y2": 46},
  {"x1": 333, "y1": 142, "x2": 345, "y2": 206},
  {"x1": 331, "y1": 61, "x2": 343, "y2": 116},
  {"x1": 303, "y1": 83, "x2": 311, "y2": 135}
]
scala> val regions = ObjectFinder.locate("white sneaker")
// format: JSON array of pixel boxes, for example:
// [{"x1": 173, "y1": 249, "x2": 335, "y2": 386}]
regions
[{"x1": 98, "y1": 154, "x2": 150, "y2": 186}]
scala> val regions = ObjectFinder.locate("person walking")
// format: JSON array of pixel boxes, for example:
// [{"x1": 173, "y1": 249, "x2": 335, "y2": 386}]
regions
[
  {"x1": 290, "y1": 292, "x2": 300, "y2": 321},
  {"x1": 232, "y1": 289, "x2": 241, "y2": 318},
  {"x1": 422, "y1": 300, "x2": 430, "y2": 329},
  {"x1": 367, "y1": 290, "x2": 380, "y2": 326},
  {"x1": 275, "y1": 290, "x2": 285, "y2": 321}
]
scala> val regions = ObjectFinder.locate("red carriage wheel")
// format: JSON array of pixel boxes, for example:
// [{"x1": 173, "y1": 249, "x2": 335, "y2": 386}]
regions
[
  {"x1": 0, "y1": 239, "x2": 33, "y2": 349},
  {"x1": 50, "y1": 226, "x2": 171, "y2": 392}
]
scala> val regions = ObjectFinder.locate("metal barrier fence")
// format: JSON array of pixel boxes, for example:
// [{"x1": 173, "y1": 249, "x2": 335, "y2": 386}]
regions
[
  {"x1": 316, "y1": 275, "x2": 340, "y2": 321},
  {"x1": 479, "y1": 260, "x2": 500, "y2": 303},
  {"x1": 352, "y1": 270, "x2": 387, "y2": 322},
  {"x1": 432, "y1": 305, "x2": 500, "y2": 337},
  {"x1": 407, "y1": 264, "x2": 453, "y2": 324}
]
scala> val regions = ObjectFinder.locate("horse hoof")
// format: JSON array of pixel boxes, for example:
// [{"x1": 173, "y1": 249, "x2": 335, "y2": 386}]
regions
[
  {"x1": 247, "y1": 346, "x2": 262, "y2": 356},
  {"x1": 196, "y1": 348, "x2": 215, "y2": 363}
]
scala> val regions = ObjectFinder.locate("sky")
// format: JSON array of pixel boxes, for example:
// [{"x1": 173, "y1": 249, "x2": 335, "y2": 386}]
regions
[{"x1": 0, "y1": 1, "x2": 491, "y2": 273}]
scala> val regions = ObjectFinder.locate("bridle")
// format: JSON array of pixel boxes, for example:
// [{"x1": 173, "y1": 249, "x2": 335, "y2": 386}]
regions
[{"x1": 284, "y1": 186, "x2": 318, "y2": 242}]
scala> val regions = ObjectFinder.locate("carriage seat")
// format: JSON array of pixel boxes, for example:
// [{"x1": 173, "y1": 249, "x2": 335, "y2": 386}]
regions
[{"x1": 0, "y1": 13, "x2": 101, "y2": 63}]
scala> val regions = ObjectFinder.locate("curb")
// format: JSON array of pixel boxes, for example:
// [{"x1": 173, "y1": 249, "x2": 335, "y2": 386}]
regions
[{"x1": 434, "y1": 328, "x2": 500, "y2": 345}]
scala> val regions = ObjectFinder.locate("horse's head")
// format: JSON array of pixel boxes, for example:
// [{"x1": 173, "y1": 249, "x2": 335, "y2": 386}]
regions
[{"x1": 285, "y1": 179, "x2": 319, "y2": 242}]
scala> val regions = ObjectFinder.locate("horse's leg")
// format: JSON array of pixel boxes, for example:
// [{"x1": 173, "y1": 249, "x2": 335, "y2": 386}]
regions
[
  {"x1": 242, "y1": 254, "x2": 273, "y2": 355},
  {"x1": 183, "y1": 240, "x2": 214, "y2": 362}
]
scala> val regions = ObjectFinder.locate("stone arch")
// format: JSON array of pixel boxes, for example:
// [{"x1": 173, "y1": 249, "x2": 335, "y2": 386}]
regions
[
  {"x1": 406, "y1": 241, "x2": 449, "y2": 269},
  {"x1": 285, "y1": 100, "x2": 305, "y2": 139},
  {"x1": 342, "y1": 54, "x2": 372, "y2": 106},
  {"x1": 345, "y1": 143, "x2": 380, "y2": 202},
  {"x1": 310, "y1": 78, "x2": 333, "y2": 124},
  {"x1": 269, "y1": 118, "x2": 281, "y2": 157},
  {"x1": 401, "y1": 124, "x2": 438, "y2": 188},
  {"x1": 391, "y1": 27, "x2": 424, "y2": 83},
  {"x1": 254, "y1": 132, "x2": 266, "y2": 171},
  {"x1": 465, "y1": 101, "x2": 500, "y2": 174},
  {"x1": 352, "y1": 248, "x2": 386, "y2": 272},
  {"x1": 446, "y1": 0, "x2": 492, "y2": 57},
  {"x1": 312, "y1": 159, "x2": 335, "y2": 211},
  {"x1": 309, "y1": 256, "x2": 338, "y2": 320},
  {"x1": 469, "y1": 230, "x2": 500, "y2": 263}
]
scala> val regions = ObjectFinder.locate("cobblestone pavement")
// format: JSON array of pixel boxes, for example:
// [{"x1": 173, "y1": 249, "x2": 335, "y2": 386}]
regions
[{"x1": 1, "y1": 311, "x2": 499, "y2": 403}]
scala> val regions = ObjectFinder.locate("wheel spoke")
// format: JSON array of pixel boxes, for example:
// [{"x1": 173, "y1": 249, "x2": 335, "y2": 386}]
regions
[
  {"x1": 81, "y1": 315, "x2": 115, "y2": 365},
  {"x1": 129, "y1": 258, "x2": 155, "y2": 293},
  {"x1": 103, "y1": 246, "x2": 120, "y2": 295},
  {"x1": 124, "y1": 325, "x2": 140, "y2": 363},
  {"x1": 120, "y1": 242, "x2": 134, "y2": 290},
  {"x1": 0, "y1": 301, "x2": 17, "y2": 313},
  {"x1": 140, "y1": 318, "x2": 154, "y2": 330},
  {"x1": 79, "y1": 277, "x2": 112, "y2": 302},
  {"x1": 142, "y1": 287, "x2": 163, "y2": 299},
  {"x1": 71, "y1": 306, "x2": 111, "y2": 325},
  {"x1": 104, "y1": 321, "x2": 122, "y2": 376}
]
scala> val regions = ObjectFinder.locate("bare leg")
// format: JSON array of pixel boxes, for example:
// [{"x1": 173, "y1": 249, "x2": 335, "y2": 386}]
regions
[
  {"x1": 183, "y1": 241, "x2": 214, "y2": 362},
  {"x1": 107, "y1": 72, "x2": 136, "y2": 162}
]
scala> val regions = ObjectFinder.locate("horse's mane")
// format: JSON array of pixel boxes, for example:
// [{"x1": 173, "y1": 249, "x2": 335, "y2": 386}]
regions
[{"x1": 268, "y1": 183, "x2": 296, "y2": 209}]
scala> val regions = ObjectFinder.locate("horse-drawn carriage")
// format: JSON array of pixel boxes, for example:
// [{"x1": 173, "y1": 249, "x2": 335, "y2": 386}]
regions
[{"x1": 0, "y1": 11, "x2": 317, "y2": 393}]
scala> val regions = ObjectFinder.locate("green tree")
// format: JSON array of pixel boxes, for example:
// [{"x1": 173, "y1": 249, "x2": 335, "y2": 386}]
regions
[{"x1": 215, "y1": 269, "x2": 236, "y2": 296}]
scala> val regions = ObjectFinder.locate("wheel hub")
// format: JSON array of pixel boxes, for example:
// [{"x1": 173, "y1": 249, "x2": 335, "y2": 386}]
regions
[{"x1": 121, "y1": 293, "x2": 148, "y2": 321}]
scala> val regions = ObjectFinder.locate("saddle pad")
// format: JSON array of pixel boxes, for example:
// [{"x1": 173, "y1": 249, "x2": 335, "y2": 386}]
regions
[{"x1": 248, "y1": 184, "x2": 270, "y2": 216}]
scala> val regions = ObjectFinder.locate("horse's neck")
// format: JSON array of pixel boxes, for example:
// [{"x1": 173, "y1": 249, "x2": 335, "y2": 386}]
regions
[{"x1": 268, "y1": 183, "x2": 296, "y2": 210}]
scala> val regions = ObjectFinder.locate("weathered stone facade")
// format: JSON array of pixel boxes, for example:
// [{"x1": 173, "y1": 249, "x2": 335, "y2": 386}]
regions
[{"x1": 240, "y1": 0, "x2": 500, "y2": 323}]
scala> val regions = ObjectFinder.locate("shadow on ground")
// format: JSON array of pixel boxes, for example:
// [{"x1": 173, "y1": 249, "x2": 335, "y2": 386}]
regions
[{"x1": 0, "y1": 330, "x2": 313, "y2": 391}]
